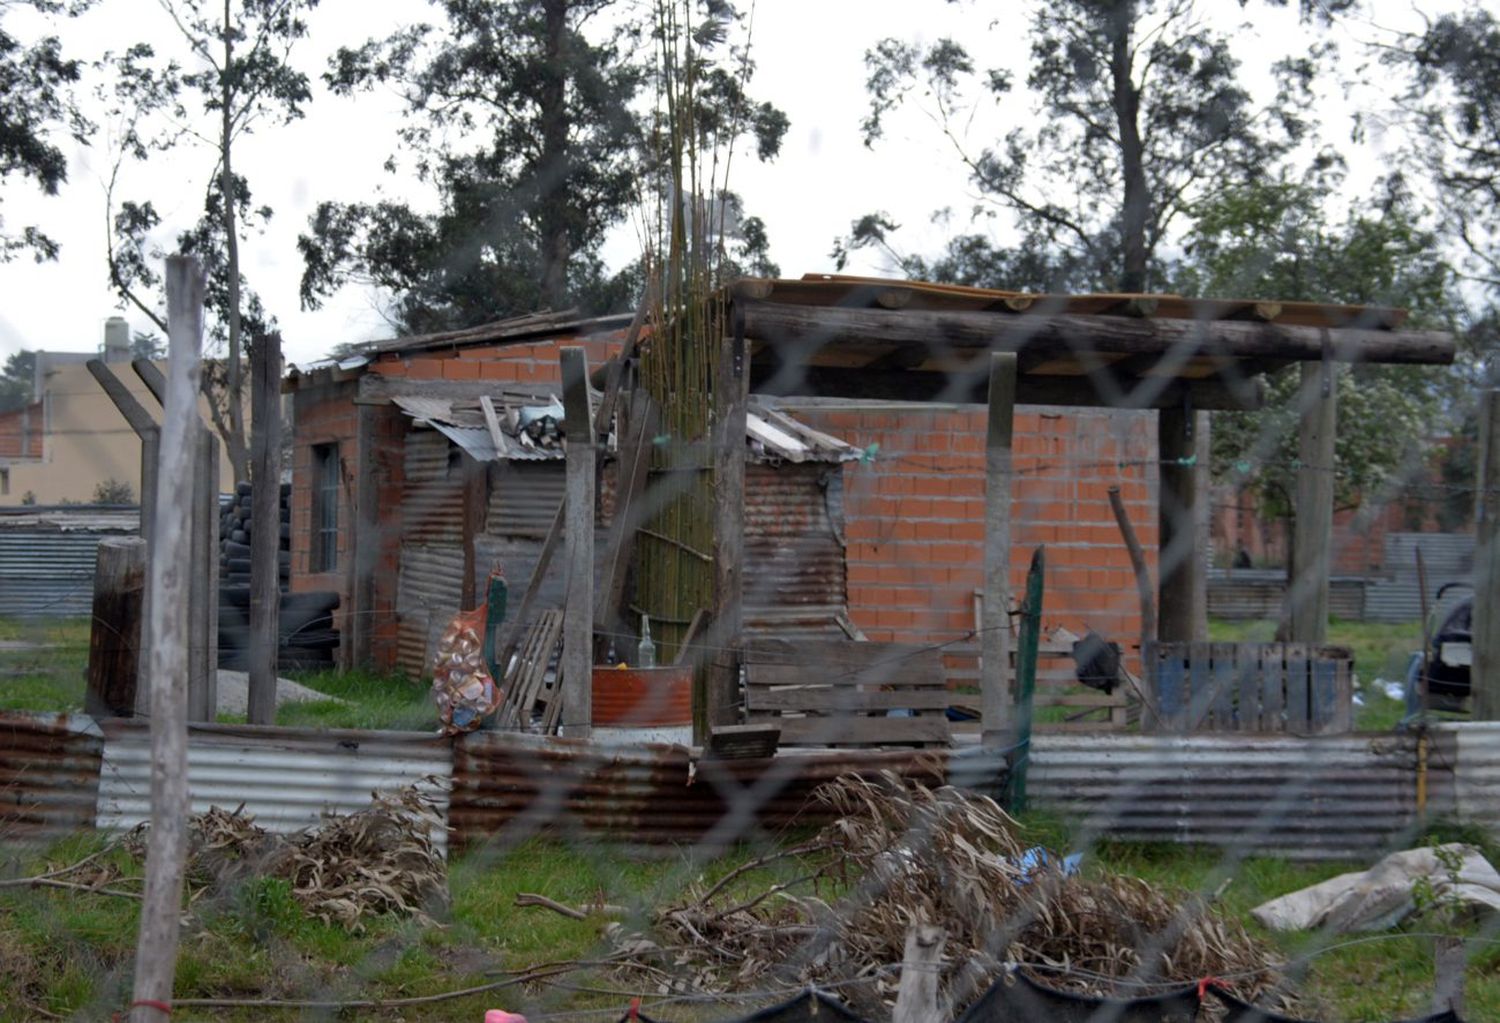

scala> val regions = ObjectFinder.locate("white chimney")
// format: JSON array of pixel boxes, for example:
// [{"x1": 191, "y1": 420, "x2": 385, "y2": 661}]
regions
[{"x1": 103, "y1": 316, "x2": 131, "y2": 363}]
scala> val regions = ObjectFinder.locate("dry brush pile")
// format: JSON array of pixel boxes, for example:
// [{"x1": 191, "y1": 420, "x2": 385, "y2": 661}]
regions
[
  {"x1": 125, "y1": 786, "x2": 448, "y2": 928},
  {"x1": 624, "y1": 773, "x2": 1285, "y2": 1018}
]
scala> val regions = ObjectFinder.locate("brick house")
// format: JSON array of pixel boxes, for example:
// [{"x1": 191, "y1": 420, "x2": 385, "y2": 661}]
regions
[{"x1": 285, "y1": 309, "x2": 1160, "y2": 682}]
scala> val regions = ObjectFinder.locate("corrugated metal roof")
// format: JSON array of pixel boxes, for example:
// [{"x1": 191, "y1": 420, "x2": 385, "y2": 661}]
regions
[
  {"x1": 0, "y1": 507, "x2": 140, "y2": 532},
  {"x1": 1026, "y1": 732, "x2": 1419, "y2": 860},
  {"x1": 96, "y1": 720, "x2": 453, "y2": 850},
  {"x1": 367, "y1": 310, "x2": 634, "y2": 356},
  {"x1": 393, "y1": 394, "x2": 857, "y2": 465},
  {"x1": 0, "y1": 712, "x2": 104, "y2": 844}
]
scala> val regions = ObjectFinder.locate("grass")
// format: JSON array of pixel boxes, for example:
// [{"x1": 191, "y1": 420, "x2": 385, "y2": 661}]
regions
[
  {"x1": 4, "y1": 827, "x2": 1499, "y2": 1021},
  {"x1": 0, "y1": 617, "x2": 90, "y2": 714}
]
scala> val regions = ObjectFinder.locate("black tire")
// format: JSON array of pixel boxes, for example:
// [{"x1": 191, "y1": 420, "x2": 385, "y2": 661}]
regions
[{"x1": 236, "y1": 481, "x2": 253, "y2": 496}]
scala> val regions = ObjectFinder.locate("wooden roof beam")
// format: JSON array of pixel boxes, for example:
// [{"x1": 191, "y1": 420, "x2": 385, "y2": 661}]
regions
[
  {"x1": 737, "y1": 302, "x2": 1455, "y2": 366},
  {"x1": 748, "y1": 364, "x2": 1265, "y2": 411}
]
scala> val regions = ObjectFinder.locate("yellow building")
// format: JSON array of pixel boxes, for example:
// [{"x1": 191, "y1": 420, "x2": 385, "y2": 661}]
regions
[{"x1": 0, "y1": 320, "x2": 240, "y2": 506}]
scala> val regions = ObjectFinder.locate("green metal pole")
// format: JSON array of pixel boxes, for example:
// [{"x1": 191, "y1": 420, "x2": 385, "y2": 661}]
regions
[{"x1": 1010, "y1": 546, "x2": 1046, "y2": 812}]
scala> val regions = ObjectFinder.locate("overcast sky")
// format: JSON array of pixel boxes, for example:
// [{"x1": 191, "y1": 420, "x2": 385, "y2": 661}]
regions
[{"x1": 0, "y1": 0, "x2": 1442, "y2": 368}]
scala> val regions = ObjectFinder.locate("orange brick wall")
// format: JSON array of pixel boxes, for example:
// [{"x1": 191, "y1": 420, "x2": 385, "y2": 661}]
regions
[
  {"x1": 294, "y1": 338, "x2": 1160, "y2": 672},
  {"x1": 794, "y1": 404, "x2": 1158, "y2": 655}
]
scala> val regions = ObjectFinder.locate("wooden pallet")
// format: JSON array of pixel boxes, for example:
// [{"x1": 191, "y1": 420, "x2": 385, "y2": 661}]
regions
[{"x1": 494, "y1": 610, "x2": 565, "y2": 733}]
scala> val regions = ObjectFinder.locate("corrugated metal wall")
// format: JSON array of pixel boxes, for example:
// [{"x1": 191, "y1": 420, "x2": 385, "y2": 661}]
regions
[
  {"x1": 0, "y1": 530, "x2": 106, "y2": 617},
  {"x1": 1027, "y1": 732, "x2": 1422, "y2": 860},
  {"x1": 95, "y1": 720, "x2": 453, "y2": 849},
  {"x1": 396, "y1": 430, "x2": 468, "y2": 676},
  {"x1": 743, "y1": 463, "x2": 847, "y2": 630},
  {"x1": 0, "y1": 712, "x2": 104, "y2": 843},
  {"x1": 1207, "y1": 570, "x2": 1364, "y2": 621},
  {"x1": 1431, "y1": 723, "x2": 1500, "y2": 830}
]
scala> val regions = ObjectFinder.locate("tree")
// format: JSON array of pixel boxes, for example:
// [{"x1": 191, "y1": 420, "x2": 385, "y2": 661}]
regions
[
  {"x1": 1181, "y1": 176, "x2": 1461, "y2": 536},
  {"x1": 0, "y1": 348, "x2": 35, "y2": 413},
  {"x1": 300, "y1": 0, "x2": 786, "y2": 334},
  {"x1": 0, "y1": 0, "x2": 92, "y2": 261},
  {"x1": 1396, "y1": 8, "x2": 1500, "y2": 295},
  {"x1": 841, "y1": 0, "x2": 1338, "y2": 294},
  {"x1": 104, "y1": 0, "x2": 317, "y2": 481}
]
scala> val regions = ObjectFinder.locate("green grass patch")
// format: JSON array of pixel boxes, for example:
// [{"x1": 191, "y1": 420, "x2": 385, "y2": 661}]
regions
[
  {"x1": 0, "y1": 616, "x2": 90, "y2": 714},
  {"x1": 276, "y1": 667, "x2": 436, "y2": 731}
]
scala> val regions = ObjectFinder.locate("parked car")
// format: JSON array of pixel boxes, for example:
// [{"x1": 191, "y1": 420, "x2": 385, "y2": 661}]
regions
[{"x1": 1403, "y1": 583, "x2": 1472, "y2": 717}]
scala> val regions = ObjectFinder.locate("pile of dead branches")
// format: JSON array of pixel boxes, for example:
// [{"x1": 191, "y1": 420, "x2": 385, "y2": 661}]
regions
[
  {"x1": 633, "y1": 772, "x2": 1284, "y2": 1018},
  {"x1": 125, "y1": 786, "x2": 448, "y2": 929}
]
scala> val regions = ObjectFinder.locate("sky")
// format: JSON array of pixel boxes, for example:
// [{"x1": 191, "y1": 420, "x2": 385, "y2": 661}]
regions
[{"x1": 0, "y1": 0, "x2": 1445, "y2": 369}]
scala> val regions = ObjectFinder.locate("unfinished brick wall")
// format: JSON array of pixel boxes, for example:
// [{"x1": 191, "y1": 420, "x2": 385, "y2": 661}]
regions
[{"x1": 794, "y1": 404, "x2": 1158, "y2": 657}]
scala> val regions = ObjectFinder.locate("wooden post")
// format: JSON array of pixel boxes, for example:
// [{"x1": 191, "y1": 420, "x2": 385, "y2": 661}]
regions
[
  {"x1": 129, "y1": 253, "x2": 205, "y2": 1023},
  {"x1": 351, "y1": 404, "x2": 379, "y2": 667},
  {"x1": 1193, "y1": 410, "x2": 1211, "y2": 642},
  {"x1": 1010, "y1": 546, "x2": 1045, "y2": 812},
  {"x1": 1474, "y1": 389, "x2": 1500, "y2": 720},
  {"x1": 596, "y1": 390, "x2": 657, "y2": 650},
  {"x1": 559, "y1": 346, "x2": 594, "y2": 738},
  {"x1": 982, "y1": 352, "x2": 1017, "y2": 746},
  {"x1": 85, "y1": 536, "x2": 146, "y2": 717},
  {"x1": 892, "y1": 924, "x2": 945, "y2": 1023},
  {"x1": 1288, "y1": 361, "x2": 1338, "y2": 644},
  {"x1": 187, "y1": 429, "x2": 218, "y2": 722},
  {"x1": 1157, "y1": 406, "x2": 1197, "y2": 642},
  {"x1": 135, "y1": 427, "x2": 159, "y2": 716},
  {"x1": 1434, "y1": 934, "x2": 1466, "y2": 1016},
  {"x1": 248, "y1": 330, "x2": 282, "y2": 725},
  {"x1": 708, "y1": 312, "x2": 750, "y2": 733}
]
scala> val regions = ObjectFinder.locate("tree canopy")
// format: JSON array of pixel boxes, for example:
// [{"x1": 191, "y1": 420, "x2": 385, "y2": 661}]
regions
[{"x1": 299, "y1": 0, "x2": 786, "y2": 335}]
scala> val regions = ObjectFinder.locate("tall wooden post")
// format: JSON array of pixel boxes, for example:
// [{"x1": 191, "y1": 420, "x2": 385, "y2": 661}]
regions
[
  {"x1": 559, "y1": 347, "x2": 594, "y2": 738},
  {"x1": 708, "y1": 312, "x2": 749, "y2": 732},
  {"x1": 129, "y1": 254, "x2": 204, "y2": 1023},
  {"x1": 1473, "y1": 389, "x2": 1500, "y2": 720},
  {"x1": 982, "y1": 352, "x2": 1016, "y2": 746},
  {"x1": 1288, "y1": 361, "x2": 1338, "y2": 644},
  {"x1": 1193, "y1": 410, "x2": 1212, "y2": 641},
  {"x1": 187, "y1": 429, "x2": 218, "y2": 722},
  {"x1": 248, "y1": 331, "x2": 282, "y2": 725},
  {"x1": 86, "y1": 536, "x2": 146, "y2": 717},
  {"x1": 1157, "y1": 407, "x2": 1197, "y2": 642},
  {"x1": 351, "y1": 403, "x2": 380, "y2": 668}
]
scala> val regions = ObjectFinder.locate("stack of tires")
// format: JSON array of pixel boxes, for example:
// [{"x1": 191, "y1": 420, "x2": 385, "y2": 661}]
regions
[
  {"x1": 217, "y1": 480, "x2": 341, "y2": 673},
  {"x1": 219, "y1": 480, "x2": 290, "y2": 587}
]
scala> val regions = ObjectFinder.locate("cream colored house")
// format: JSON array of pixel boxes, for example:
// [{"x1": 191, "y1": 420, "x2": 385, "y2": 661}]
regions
[{"x1": 0, "y1": 323, "x2": 240, "y2": 506}]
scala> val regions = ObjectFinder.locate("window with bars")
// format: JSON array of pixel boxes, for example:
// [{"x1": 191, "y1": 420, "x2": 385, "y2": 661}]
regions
[{"x1": 311, "y1": 443, "x2": 340, "y2": 573}]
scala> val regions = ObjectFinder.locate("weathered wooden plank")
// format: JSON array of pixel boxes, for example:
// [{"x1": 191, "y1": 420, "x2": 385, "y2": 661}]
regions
[
  {"x1": 748, "y1": 688, "x2": 954, "y2": 712},
  {"x1": 1210, "y1": 643, "x2": 1236, "y2": 731},
  {"x1": 745, "y1": 662, "x2": 947, "y2": 689},
  {"x1": 982, "y1": 352, "x2": 1016, "y2": 747},
  {"x1": 746, "y1": 638, "x2": 945, "y2": 674},
  {"x1": 1236, "y1": 644, "x2": 1261, "y2": 733},
  {"x1": 1310, "y1": 657, "x2": 1339, "y2": 733},
  {"x1": 1286, "y1": 643, "x2": 1310, "y2": 733},
  {"x1": 709, "y1": 314, "x2": 750, "y2": 732},
  {"x1": 764, "y1": 715, "x2": 951, "y2": 746},
  {"x1": 1260, "y1": 645, "x2": 1284, "y2": 732},
  {"x1": 86, "y1": 536, "x2": 146, "y2": 718},
  {"x1": 738, "y1": 302, "x2": 1456, "y2": 365},
  {"x1": 1289, "y1": 362, "x2": 1338, "y2": 643},
  {"x1": 1475, "y1": 389, "x2": 1500, "y2": 721},
  {"x1": 559, "y1": 347, "x2": 594, "y2": 738}
]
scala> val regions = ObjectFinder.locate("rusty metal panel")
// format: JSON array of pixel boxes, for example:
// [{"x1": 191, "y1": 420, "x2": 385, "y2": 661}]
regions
[
  {"x1": 96, "y1": 720, "x2": 452, "y2": 849},
  {"x1": 1027, "y1": 732, "x2": 1419, "y2": 860},
  {"x1": 403, "y1": 428, "x2": 465, "y2": 545},
  {"x1": 450, "y1": 731, "x2": 1001, "y2": 846},
  {"x1": 0, "y1": 712, "x2": 104, "y2": 844},
  {"x1": 743, "y1": 463, "x2": 847, "y2": 629},
  {"x1": 396, "y1": 543, "x2": 465, "y2": 677}
]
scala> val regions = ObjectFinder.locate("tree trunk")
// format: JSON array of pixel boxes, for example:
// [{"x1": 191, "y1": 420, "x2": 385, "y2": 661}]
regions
[
  {"x1": 220, "y1": 0, "x2": 249, "y2": 481},
  {"x1": 1109, "y1": 7, "x2": 1150, "y2": 294},
  {"x1": 537, "y1": 0, "x2": 571, "y2": 310}
]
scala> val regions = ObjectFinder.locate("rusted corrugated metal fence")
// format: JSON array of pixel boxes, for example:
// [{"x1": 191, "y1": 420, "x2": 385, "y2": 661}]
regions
[{"x1": 5, "y1": 711, "x2": 1496, "y2": 860}]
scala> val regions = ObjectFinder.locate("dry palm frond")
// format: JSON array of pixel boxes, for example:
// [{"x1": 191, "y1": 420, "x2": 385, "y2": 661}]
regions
[
  {"x1": 125, "y1": 785, "x2": 448, "y2": 930},
  {"x1": 632, "y1": 772, "x2": 1284, "y2": 1018}
]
